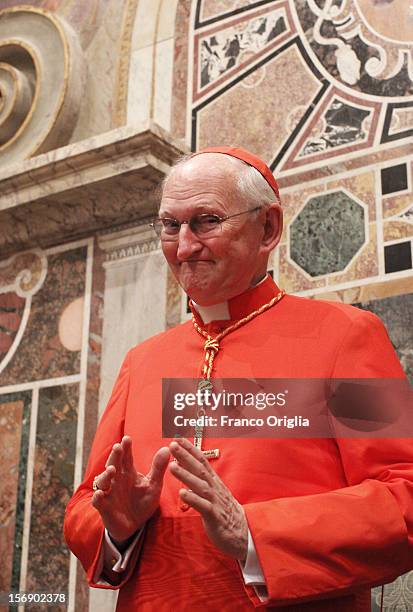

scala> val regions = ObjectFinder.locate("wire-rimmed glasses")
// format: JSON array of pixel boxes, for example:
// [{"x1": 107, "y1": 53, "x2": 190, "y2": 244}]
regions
[{"x1": 150, "y1": 207, "x2": 262, "y2": 241}]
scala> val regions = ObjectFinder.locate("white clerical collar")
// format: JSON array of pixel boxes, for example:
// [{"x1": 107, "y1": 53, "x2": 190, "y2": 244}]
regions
[{"x1": 191, "y1": 274, "x2": 269, "y2": 324}]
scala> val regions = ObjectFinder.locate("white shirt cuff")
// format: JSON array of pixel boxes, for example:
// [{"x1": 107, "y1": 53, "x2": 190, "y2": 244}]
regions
[
  {"x1": 240, "y1": 528, "x2": 266, "y2": 585},
  {"x1": 239, "y1": 529, "x2": 268, "y2": 602},
  {"x1": 103, "y1": 528, "x2": 144, "y2": 572},
  {"x1": 92, "y1": 527, "x2": 145, "y2": 584}
]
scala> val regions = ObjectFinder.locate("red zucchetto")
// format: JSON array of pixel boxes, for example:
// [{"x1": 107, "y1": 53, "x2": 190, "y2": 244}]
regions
[{"x1": 192, "y1": 145, "x2": 280, "y2": 201}]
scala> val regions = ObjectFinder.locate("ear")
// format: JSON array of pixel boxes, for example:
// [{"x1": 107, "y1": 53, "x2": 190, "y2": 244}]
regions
[{"x1": 260, "y1": 203, "x2": 283, "y2": 254}]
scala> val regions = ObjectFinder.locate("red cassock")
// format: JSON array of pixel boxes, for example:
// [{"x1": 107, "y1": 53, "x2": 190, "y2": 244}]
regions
[{"x1": 64, "y1": 277, "x2": 413, "y2": 610}]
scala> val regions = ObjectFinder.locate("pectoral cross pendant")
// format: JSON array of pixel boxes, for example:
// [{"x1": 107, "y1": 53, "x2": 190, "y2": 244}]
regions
[
  {"x1": 180, "y1": 380, "x2": 219, "y2": 512},
  {"x1": 193, "y1": 426, "x2": 220, "y2": 459},
  {"x1": 194, "y1": 378, "x2": 219, "y2": 460}
]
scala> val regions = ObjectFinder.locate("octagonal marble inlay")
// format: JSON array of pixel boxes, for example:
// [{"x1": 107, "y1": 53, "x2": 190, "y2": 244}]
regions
[{"x1": 290, "y1": 191, "x2": 366, "y2": 277}]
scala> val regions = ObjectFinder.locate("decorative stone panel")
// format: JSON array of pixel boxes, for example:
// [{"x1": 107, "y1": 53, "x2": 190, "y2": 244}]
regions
[{"x1": 290, "y1": 191, "x2": 366, "y2": 277}]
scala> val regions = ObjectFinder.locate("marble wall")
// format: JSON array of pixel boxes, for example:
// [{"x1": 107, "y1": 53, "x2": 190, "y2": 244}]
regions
[
  {"x1": 0, "y1": 242, "x2": 93, "y2": 611},
  {"x1": 177, "y1": 0, "x2": 413, "y2": 304},
  {"x1": 0, "y1": 1, "x2": 412, "y2": 611}
]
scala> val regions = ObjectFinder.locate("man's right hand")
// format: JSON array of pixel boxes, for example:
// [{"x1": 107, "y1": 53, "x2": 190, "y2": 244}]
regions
[{"x1": 91, "y1": 436, "x2": 170, "y2": 545}]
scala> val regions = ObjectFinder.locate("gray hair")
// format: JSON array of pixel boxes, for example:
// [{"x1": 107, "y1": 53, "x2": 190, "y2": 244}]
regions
[
  {"x1": 160, "y1": 152, "x2": 280, "y2": 209},
  {"x1": 236, "y1": 163, "x2": 280, "y2": 209}
]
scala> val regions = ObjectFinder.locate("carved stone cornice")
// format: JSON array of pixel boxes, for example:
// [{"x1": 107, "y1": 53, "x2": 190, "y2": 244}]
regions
[
  {"x1": 0, "y1": 122, "x2": 187, "y2": 257},
  {"x1": 98, "y1": 220, "x2": 161, "y2": 265}
]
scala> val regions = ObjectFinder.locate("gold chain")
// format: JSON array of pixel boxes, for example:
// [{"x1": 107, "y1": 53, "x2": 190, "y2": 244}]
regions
[{"x1": 192, "y1": 289, "x2": 286, "y2": 379}]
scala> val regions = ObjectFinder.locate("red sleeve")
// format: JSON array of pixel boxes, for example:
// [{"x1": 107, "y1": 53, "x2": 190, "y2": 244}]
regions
[
  {"x1": 64, "y1": 351, "x2": 138, "y2": 589},
  {"x1": 244, "y1": 311, "x2": 413, "y2": 607}
]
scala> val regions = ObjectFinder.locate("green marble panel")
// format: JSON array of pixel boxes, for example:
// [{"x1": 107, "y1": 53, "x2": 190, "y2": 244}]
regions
[{"x1": 290, "y1": 191, "x2": 365, "y2": 277}]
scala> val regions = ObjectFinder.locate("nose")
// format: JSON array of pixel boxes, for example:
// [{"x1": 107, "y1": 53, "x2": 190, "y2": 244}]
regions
[{"x1": 176, "y1": 223, "x2": 203, "y2": 261}]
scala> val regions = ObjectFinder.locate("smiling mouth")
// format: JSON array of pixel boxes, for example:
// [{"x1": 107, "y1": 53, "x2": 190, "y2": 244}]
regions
[{"x1": 180, "y1": 260, "x2": 214, "y2": 265}]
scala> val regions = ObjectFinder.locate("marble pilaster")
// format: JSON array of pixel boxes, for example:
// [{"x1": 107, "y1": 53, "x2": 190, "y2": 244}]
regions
[
  {"x1": 126, "y1": 0, "x2": 180, "y2": 133},
  {"x1": 86, "y1": 224, "x2": 167, "y2": 612},
  {"x1": 98, "y1": 223, "x2": 168, "y2": 413}
]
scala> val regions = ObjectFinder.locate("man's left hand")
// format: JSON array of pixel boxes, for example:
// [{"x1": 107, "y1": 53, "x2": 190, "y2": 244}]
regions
[{"x1": 169, "y1": 438, "x2": 248, "y2": 562}]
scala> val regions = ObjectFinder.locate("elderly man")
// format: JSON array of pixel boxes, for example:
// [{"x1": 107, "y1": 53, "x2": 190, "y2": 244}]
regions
[{"x1": 65, "y1": 147, "x2": 413, "y2": 610}]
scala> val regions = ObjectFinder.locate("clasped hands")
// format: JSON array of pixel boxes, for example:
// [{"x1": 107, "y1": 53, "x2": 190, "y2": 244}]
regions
[{"x1": 91, "y1": 436, "x2": 248, "y2": 562}]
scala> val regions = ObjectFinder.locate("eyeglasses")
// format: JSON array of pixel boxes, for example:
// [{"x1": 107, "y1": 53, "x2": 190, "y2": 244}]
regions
[{"x1": 150, "y1": 206, "x2": 262, "y2": 241}]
